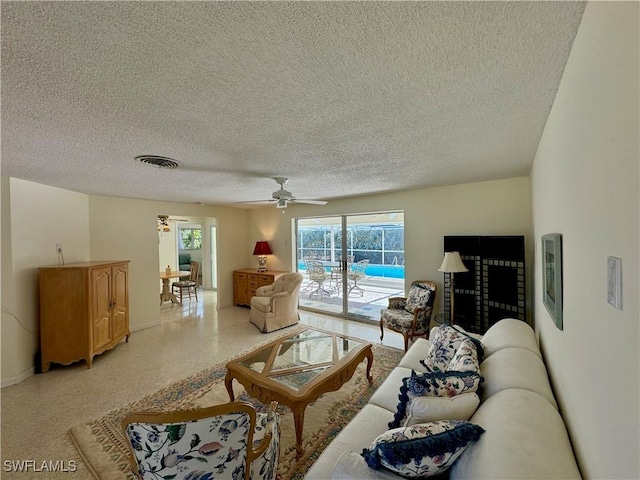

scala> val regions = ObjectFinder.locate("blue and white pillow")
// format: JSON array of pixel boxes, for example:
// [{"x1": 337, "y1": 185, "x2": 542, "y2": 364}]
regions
[
  {"x1": 362, "y1": 420, "x2": 485, "y2": 478},
  {"x1": 389, "y1": 370, "x2": 483, "y2": 428},
  {"x1": 405, "y1": 283, "x2": 433, "y2": 314},
  {"x1": 422, "y1": 325, "x2": 484, "y2": 373},
  {"x1": 448, "y1": 338, "x2": 480, "y2": 373}
]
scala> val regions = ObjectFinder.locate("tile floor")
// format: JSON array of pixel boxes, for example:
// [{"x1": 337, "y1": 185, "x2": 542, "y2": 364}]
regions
[
  {"x1": 299, "y1": 275, "x2": 405, "y2": 319},
  {"x1": 0, "y1": 290, "x2": 404, "y2": 479}
]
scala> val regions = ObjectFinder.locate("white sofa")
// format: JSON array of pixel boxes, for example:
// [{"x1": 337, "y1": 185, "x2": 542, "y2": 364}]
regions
[{"x1": 305, "y1": 318, "x2": 581, "y2": 479}]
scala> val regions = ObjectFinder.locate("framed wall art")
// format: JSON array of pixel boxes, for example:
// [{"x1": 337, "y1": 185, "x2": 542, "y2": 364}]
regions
[{"x1": 542, "y1": 233, "x2": 563, "y2": 329}]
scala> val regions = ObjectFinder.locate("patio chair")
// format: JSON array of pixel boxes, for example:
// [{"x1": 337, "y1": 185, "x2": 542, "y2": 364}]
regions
[
  {"x1": 305, "y1": 260, "x2": 332, "y2": 297},
  {"x1": 329, "y1": 256, "x2": 354, "y2": 292},
  {"x1": 122, "y1": 401, "x2": 280, "y2": 480},
  {"x1": 380, "y1": 280, "x2": 437, "y2": 351},
  {"x1": 347, "y1": 259, "x2": 369, "y2": 296}
]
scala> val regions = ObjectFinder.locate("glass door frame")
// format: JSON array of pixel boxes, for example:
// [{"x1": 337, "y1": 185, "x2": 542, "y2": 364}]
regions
[{"x1": 294, "y1": 211, "x2": 405, "y2": 323}]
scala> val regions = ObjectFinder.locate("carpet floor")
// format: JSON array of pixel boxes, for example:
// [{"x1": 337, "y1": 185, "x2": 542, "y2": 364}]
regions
[{"x1": 69, "y1": 341, "x2": 403, "y2": 480}]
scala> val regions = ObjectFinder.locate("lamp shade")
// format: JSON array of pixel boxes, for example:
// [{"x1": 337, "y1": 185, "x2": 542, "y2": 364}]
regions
[
  {"x1": 252, "y1": 241, "x2": 272, "y2": 256},
  {"x1": 438, "y1": 251, "x2": 468, "y2": 273}
]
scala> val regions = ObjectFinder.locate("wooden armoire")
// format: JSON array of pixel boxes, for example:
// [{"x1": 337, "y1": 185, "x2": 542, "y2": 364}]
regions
[
  {"x1": 443, "y1": 236, "x2": 526, "y2": 334},
  {"x1": 39, "y1": 260, "x2": 130, "y2": 372}
]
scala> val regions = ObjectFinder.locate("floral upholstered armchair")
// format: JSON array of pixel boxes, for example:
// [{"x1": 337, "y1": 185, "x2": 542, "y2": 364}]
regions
[
  {"x1": 122, "y1": 401, "x2": 279, "y2": 480},
  {"x1": 380, "y1": 280, "x2": 437, "y2": 351}
]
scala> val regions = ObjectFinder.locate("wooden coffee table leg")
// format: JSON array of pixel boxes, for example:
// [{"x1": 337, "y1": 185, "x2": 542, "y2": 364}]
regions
[
  {"x1": 224, "y1": 372, "x2": 235, "y2": 401},
  {"x1": 292, "y1": 404, "x2": 306, "y2": 456},
  {"x1": 365, "y1": 346, "x2": 374, "y2": 383}
]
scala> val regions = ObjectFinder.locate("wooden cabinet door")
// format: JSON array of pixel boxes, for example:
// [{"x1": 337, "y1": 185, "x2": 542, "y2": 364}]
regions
[
  {"x1": 234, "y1": 272, "x2": 249, "y2": 305},
  {"x1": 111, "y1": 264, "x2": 129, "y2": 339},
  {"x1": 91, "y1": 267, "x2": 112, "y2": 350}
]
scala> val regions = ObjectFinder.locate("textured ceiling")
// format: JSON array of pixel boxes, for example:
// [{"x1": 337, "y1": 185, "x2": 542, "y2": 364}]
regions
[{"x1": 1, "y1": 1, "x2": 585, "y2": 207}]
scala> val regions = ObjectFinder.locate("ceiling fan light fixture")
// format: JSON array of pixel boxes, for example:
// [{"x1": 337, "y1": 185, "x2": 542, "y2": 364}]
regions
[
  {"x1": 276, "y1": 199, "x2": 288, "y2": 208},
  {"x1": 157, "y1": 215, "x2": 171, "y2": 232}
]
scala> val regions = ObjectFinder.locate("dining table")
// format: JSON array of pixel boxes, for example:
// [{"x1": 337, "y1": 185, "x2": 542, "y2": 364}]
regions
[{"x1": 160, "y1": 270, "x2": 191, "y2": 305}]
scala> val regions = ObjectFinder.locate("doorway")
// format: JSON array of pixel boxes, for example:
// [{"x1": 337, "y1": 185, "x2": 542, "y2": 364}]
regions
[
  {"x1": 157, "y1": 215, "x2": 218, "y2": 293},
  {"x1": 295, "y1": 211, "x2": 405, "y2": 322}
]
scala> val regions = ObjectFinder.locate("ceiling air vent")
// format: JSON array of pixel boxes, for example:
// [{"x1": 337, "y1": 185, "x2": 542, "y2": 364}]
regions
[{"x1": 135, "y1": 155, "x2": 180, "y2": 169}]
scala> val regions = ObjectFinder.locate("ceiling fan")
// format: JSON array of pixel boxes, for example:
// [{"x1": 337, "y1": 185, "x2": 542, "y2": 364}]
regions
[{"x1": 241, "y1": 177, "x2": 327, "y2": 209}]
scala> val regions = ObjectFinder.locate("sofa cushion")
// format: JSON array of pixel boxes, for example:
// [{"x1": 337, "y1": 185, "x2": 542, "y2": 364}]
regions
[
  {"x1": 389, "y1": 371, "x2": 483, "y2": 428},
  {"x1": 369, "y1": 367, "x2": 414, "y2": 412},
  {"x1": 362, "y1": 420, "x2": 485, "y2": 478},
  {"x1": 331, "y1": 451, "x2": 400, "y2": 480},
  {"x1": 480, "y1": 347, "x2": 558, "y2": 409},
  {"x1": 450, "y1": 389, "x2": 581, "y2": 479},
  {"x1": 398, "y1": 338, "x2": 431, "y2": 373},
  {"x1": 303, "y1": 404, "x2": 395, "y2": 480},
  {"x1": 421, "y1": 325, "x2": 484, "y2": 373},
  {"x1": 404, "y1": 393, "x2": 480, "y2": 427},
  {"x1": 481, "y1": 318, "x2": 541, "y2": 359}
]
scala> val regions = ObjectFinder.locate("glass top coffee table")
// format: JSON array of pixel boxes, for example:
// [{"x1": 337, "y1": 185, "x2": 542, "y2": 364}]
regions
[{"x1": 225, "y1": 327, "x2": 373, "y2": 455}]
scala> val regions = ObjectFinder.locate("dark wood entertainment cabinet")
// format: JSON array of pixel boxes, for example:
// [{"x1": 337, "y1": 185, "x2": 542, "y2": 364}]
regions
[{"x1": 443, "y1": 236, "x2": 526, "y2": 334}]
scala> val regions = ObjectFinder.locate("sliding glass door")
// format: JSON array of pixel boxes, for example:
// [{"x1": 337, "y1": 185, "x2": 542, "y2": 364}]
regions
[{"x1": 296, "y1": 212, "x2": 405, "y2": 322}]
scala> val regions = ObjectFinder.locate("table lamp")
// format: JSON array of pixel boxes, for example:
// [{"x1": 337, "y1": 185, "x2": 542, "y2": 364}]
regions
[
  {"x1": 438, "y1": 251, "x2": 468, "y2": 325},
  {"x1": 253, "y1": 241, "x2": 272, "y2": 272}
]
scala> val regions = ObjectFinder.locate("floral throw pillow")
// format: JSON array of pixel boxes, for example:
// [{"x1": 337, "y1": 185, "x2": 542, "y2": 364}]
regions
[
  {"x1": 389, "y1": 370, "x2": 483, "y2": 428},
  {"x1": 421, "y1": 325, "x2": 484, "y2": 373},
  {"x1": 405, "y1": 283, "x2": 433, "y2": 314},
  {"x1": 362, "y1": 420, "x2": 485, "y2": 478},
  {"x1": 448, "y1": 338, "x2": 480, "y2": 373}
]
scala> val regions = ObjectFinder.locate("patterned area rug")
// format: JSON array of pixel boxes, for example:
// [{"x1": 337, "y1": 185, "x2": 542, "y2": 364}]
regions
[{"x1": 68, "y1": 341, "x2": 403, "y2": 480}]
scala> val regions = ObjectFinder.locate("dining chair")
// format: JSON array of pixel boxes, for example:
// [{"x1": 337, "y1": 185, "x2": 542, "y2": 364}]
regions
[
  {"x1": 122, "y1": 401, "x2": 280, "y2": 480},
  {"x1": 172, "y1": 260, "x2": 200, "y2": 302}
]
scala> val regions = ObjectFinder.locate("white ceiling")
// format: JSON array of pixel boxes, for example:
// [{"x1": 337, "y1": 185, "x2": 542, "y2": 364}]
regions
[{"x1": 1, "y1": 1, "x2": 585, "y2": 207}]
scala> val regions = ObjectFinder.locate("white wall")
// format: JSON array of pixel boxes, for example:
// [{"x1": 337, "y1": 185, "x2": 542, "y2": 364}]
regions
[
  {"x1": 0, "y1": 181, "x2": 250, "y2": 385},
  {"x1": 88, "y1": 196, "x2": 250, "y2": 331},
  {"x1": 531, "y1": 2, "x2": 639, "y2": 478},
  {"x1": 249, "y1": 176, "x2": 533, "y2": 317},
  {"x1": 1, "y1": 178, "x2": 91, "y2": 385}
]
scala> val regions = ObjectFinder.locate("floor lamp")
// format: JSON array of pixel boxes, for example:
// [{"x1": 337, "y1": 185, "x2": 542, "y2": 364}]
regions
[{"x1": 438, "y1": 251, "x2": 469, "y2": 325}]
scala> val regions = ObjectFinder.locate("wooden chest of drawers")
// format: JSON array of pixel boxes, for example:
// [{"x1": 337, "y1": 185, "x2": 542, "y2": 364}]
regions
[{"x1": 233, "y1": 269, "x2": 287, "y2": 307}]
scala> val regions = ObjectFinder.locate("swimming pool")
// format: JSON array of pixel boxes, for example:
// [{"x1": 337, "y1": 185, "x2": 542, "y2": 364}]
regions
[
  {"x1": 298, "y1": 262, "x2": 404, "y2": 278},
  {"x1": 365, "y1": 264, "x2": 405, "y2": 278}
]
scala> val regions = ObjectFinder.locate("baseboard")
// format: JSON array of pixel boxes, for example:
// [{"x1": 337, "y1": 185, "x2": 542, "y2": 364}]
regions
[
  {"x1": 1, "y1": 366, "x2": 35, "y2": 388},
  {"x1": 130, "y1": 319, "x2": 162, "y2": 332}
]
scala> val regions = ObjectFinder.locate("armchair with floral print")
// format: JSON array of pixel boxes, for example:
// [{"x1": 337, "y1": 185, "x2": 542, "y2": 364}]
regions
[
  {"x1": 380, "y1": 280, "x2": 437, "y2": 351},
  {"x1": 122, "y1": 401, "x2": 279, "y2": 480}
]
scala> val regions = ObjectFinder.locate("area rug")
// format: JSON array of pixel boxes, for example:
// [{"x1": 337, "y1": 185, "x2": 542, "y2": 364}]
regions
[{"x1": 69, "y1": 341, "x2": 403, "y2": 480}]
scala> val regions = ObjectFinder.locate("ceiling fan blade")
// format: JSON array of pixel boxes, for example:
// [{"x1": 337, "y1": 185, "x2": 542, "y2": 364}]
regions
[
  {"x1": 291, "y1": 199, "x2": 328, "y2": 205},
  {"x1": 235, "y1": 199, "x2": 276, "y2": 205}
]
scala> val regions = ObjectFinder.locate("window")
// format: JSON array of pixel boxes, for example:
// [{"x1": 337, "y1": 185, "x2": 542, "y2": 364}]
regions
[
  {"x1": 179, "y1": 227, "x2": 202, "y2": 250},
  {"x1": 297, "y1": 213, "x2": 405, "y2": 274}
]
